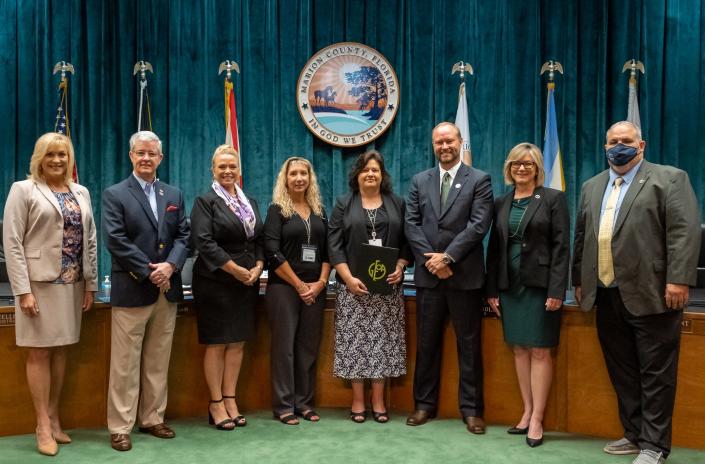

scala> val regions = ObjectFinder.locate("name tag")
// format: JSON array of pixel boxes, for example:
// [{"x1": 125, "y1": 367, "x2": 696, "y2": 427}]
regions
[
  {"x1": 301, "y1": 244, "x2": 317, "y2": 262},
  {"x1": 368, "y1": 239, "x2": 383, "y2": 247}
]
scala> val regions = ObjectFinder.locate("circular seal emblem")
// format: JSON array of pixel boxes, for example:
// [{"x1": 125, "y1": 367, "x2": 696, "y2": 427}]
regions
[{"x1": 296, "y1": 42, "x2": 400, "y2": 148}]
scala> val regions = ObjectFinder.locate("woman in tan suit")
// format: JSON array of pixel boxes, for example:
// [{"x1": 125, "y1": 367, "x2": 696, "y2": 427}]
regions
[{"x1": 3, "y1": 133, "x2": 98, "y2": 456}]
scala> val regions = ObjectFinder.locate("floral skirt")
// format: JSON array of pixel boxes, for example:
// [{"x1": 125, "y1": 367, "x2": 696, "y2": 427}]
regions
[{"x1": 333, "y1": 283, "x2": 407, "y2": 379}]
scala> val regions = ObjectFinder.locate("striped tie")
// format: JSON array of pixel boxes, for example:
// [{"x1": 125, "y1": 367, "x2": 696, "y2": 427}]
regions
[{"x1": 597, "y1": 177, "x2": 624, "y2": 286}]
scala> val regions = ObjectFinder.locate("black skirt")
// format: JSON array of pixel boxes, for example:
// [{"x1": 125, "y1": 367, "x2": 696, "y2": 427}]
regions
[{"x1": 192, "y1": 273, "x2": 258, "y2": 345}]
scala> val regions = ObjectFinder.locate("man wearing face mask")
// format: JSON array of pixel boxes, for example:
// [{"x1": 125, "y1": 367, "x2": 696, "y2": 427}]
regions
[{"x1": 572, "y1": 121, "x2": 701, "y2": 464}]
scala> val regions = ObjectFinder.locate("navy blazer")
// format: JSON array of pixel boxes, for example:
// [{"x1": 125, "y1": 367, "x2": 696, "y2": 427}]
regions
[
  {"x1": 485, "y1": 186, "x2": 570, "y2": 300},
  {"x1": 405, "y1": 163, "x2": 494, "y2": 290},
  {"x1": 102, "y1": 175, "x2": 190, "y2": 307},
  {"x1": 328, "y1": 192, "x2": 411, "y2": 283}
]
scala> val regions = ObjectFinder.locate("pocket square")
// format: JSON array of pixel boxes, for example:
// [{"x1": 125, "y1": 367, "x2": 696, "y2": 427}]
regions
[{"x1": 166, "y1": 205, "x2": 179, "y2": 212}]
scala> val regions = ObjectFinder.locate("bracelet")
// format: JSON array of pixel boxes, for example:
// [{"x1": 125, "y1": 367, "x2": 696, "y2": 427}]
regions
[
  {"x1": 296, "y1": 282, "x2": 308, "y2": 291},
  {"x1": 318, "y1": 279, "x2": 328, "y2": 285}
]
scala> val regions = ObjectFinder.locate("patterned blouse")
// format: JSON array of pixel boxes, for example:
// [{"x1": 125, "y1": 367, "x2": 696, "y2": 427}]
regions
[{"x1": 52, "y1": 191, "x2": 83, "y2": 284}]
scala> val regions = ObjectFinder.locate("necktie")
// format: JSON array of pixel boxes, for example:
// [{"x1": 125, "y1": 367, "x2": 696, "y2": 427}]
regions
[
  {"x1": 597, "y1": 177, "x2": 624, "y2": 286},
  {"x1": 441, "y1": 172, "x2": 451, "y2": 208},
  {"x1": 143, "y1": 182, "x2": 158, "y2": 221}
]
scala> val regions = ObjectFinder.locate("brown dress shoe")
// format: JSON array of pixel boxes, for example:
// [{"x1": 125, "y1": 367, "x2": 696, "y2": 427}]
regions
[
  {"x1": 465, "y1": 416, "x2": 486, "y2": 434},
  {"x1": 138, "y1": 423, "x2": 175, "y2": 439},
  {"x1": 406, "y1": 409, "x2": 436, "y2": 426},
  {"x1": 110, "y1": 433, "x2": 132, "y2": 451}
]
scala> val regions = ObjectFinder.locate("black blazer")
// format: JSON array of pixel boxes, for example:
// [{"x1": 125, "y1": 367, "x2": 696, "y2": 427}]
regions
[
  {"x1": 190, "y1": 190, "x2": 265, "y2": 284},
  {"x1": 404, "y1": 163, "x2": 494, "y2": 290},
  {"x1": 328, "y1": 192, "x2": 411, "y2": 283},
  {"x1": 485, "y1": 186, "x2": 570, "y2": 300},
  {"x1": 102, "y1": 175, "x2": 190, "y2": 307}
]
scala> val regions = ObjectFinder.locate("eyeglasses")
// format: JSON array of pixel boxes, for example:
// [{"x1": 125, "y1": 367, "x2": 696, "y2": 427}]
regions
[
  {"x1": 510, "y1": 161, "x2": 535, "y2": 170},
  {"x1": 133, "y1": 150, "x2": 160, "y2": 159}
]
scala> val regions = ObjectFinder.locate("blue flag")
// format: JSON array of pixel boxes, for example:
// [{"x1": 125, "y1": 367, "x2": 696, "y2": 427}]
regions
[{"x1": 542, "y1": 83, "x2": 564, "y2": 191}]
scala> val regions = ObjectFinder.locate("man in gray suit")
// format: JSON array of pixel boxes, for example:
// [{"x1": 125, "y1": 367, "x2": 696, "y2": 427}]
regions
[
  {"x1": 405, "y1": 122, "x2": 494, "y2": 433},
  {"x1": 573, "y1": 121, "x2": 701, "y2": 464}
]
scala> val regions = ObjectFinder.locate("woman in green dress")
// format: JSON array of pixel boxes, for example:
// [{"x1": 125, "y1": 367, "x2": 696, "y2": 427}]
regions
[{"x1": 486, "y1": 143, "x2": 570, "y2": 448}]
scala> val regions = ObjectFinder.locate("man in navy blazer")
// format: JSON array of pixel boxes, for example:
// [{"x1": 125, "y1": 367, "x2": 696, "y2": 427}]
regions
[
  {"x1": 405, "y1": 122, "x2": 494, "y2": 433},
  {"x1": 102, "y1": 131, "x2": 189, "y2": 451}
]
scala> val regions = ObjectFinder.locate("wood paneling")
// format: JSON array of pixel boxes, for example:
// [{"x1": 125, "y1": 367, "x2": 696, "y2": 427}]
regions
[{"x1": 1, "y1": 300, "x2": 704, "y2": 450}]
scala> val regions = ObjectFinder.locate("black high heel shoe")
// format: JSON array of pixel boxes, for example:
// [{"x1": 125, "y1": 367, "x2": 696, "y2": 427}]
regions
[
  {"x1": 223, "y1": 395, "x2": 247, "y2": 426},
  {"x1": 209, "y1": 399, "x2": 235, "y2": 430},
  {"x1": 507, "y1": 426, "x2": 529, "y2": 434},
  {"x1": 526, "y1": 435, "x2": 544, "y2": 447}
]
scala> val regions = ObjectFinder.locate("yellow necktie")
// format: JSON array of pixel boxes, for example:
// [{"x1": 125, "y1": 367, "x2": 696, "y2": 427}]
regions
[{"x1": 598, "y1": 177, "x2": 624, "y2": 286}]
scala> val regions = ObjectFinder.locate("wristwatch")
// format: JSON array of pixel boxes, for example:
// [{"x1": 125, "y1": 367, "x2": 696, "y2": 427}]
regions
[{"x1": 442, "y1": 252, "x2": 453, "y2": 265}]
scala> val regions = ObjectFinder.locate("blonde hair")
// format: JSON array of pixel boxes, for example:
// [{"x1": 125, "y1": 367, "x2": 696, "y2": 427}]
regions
[
  {"x1": 503, "y1": 143, "x2": 545, "y2": 186},
  {"x1": 271, "y1": 157, "x2": 324, "y2": 218},
  {"x1": 211, "y1": 144, "x2": 240, "y2": 169},
  {"x1": 28, "y1": 132, "x2": 75, "y2": 184}
]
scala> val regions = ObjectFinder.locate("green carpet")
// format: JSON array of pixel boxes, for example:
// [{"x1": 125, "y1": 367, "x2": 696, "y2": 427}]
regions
[{"x1": 1, "y1": 409, "x2": 703, "y2": 463}]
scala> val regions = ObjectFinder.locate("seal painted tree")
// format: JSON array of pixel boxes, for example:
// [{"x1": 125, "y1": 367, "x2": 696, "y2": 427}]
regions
[{"x1": 345, "y1": 66, "x2": 387, "y2": 120}]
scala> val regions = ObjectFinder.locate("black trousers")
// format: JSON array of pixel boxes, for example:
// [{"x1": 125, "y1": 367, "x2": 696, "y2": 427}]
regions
[
  {"x1": 595, "y1": 287, "x2": 682, "y2": 457},
  {"x1": 265, "y1": 283, "x2": 325, "y2": 416},
  {"x1": 413, "y1": 287, "x2": 484, "y2": 418}
]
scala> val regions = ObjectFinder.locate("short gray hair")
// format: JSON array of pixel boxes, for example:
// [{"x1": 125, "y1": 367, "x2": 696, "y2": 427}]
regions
[
  {"x1": 606, "y1": 121, "x2": 642, "y2": 140},
  {"x1": 129, "y1": 131, "x2": 163, "y2": 153}
]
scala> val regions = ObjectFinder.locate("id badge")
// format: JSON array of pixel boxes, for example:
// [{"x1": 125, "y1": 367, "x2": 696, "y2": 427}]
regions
[
  {"x1": 301, "y1": 244, "x2": 317, "y2": 262},
  {"x1": 368, "y1": 239, "x2": 383, "y2": 247}
]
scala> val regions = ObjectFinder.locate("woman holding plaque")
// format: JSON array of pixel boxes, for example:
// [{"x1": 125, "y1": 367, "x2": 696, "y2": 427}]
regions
[
  {"x1": 328, "y1": 150, "x2": 411, "y2": 423},
  {"x1": 264, "y1": 157, "x2": 330, "y2": 425},
  {"x1": 485, "y1": 143, "x2": 570, "y2": 447},
  {"x1": 190, "y1": 144, "x2": 265, "y2": 430},
  {"x1": 3, "y1": 133, "x2": 97, "y2": 456}
]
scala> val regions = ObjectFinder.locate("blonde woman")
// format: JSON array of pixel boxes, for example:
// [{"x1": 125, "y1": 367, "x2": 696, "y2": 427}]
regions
[
  {"x1": 3, "y1": 133, "x2": 97, "y2": 455},
  {"x1": 190, "y1": 145, "x2": 264, "y2": 430},
  {"x1": 485, "y1": 143, "x2": 570, "y2": 447},
  {"x1": 264, "y1": 157, "x2": 330, "y2": 425}
]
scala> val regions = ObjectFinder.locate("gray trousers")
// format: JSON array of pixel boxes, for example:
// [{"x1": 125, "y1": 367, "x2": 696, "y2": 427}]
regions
[{"x1": 265, "y1": 283, "x2": 325, "y2": 415}]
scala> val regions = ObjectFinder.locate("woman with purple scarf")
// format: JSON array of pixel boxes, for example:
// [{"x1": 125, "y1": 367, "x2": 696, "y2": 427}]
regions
[{"x1": 190, "y1": 145, "x2": 265, "y2": 430}]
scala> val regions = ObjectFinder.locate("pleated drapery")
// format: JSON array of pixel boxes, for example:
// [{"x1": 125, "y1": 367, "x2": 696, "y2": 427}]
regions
[{"x1": 2, "y1": 0, "x2": 704, "y2": 277}]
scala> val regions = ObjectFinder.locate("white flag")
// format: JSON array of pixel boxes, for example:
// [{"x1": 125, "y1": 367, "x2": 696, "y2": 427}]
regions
[
  {"x1": 455, "y1": 82, "x2": 472, "y2": 165},
  {"x1": 627, "y1": 78, "x2": 641, "y2": 129}
]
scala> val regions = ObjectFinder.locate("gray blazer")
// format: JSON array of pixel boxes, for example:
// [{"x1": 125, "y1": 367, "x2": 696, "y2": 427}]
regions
[
  {"x1": 572, "y1": 160, "x2": 701, "y2": 316},
  {"x1": 405, "y1": 162, "x2": 494, "y2": 290}
]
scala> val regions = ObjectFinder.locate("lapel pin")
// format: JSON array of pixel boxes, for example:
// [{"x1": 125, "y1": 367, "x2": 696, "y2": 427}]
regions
[
  {"x1": 455, "y1": 183, "x2": 461, "y2": 188},
  {"x1": 159, "y1": 189, "x2": 164, "y2": 196},
  {"x1": 535, "y1": 194, "x2": 541, "y2": 199},
  {"x1": 639, "y1": 179, "x2": 645, "y2": 184}
]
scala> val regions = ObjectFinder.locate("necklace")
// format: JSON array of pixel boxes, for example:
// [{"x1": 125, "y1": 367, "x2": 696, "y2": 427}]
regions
[
  {"x1": 364, "y1": 207, "x2": 378, "y2": 241},
  {"x1": 508, "y1": 199, "x2": 529, "y2": 238}
]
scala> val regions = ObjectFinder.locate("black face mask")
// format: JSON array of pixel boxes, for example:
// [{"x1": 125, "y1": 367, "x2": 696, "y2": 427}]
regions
[{"x1": 605, "y1": 143, "x2": 639, "y2": 166}]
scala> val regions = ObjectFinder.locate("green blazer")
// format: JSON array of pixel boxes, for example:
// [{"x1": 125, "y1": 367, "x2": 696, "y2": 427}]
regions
[{"x1": 572, "y1": 160, "x2": 701, "y2": 316}]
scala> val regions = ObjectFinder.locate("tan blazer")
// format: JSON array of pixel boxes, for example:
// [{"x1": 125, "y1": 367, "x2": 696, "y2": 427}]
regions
[{"x1": 3, "y1": 179, "x2": 98, "y2": 295}]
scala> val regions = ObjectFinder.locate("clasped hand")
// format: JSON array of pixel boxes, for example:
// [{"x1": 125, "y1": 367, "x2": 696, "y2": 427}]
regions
[
  {"x1": 149, "y1": 262, "x2": 174, "y2": 293},
  {"x1": 423, "y1": 252, "x2": 453, "y2": 279},
  {"x1": 297, "y1": 280, "x2": 325, "y2": 305},
  {"x1": 231, "y1": 265, "x2": 262, "y2": 286}
]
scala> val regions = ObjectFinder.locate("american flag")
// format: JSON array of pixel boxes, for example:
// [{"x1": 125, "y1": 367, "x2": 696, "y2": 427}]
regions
[
  {"x1": 224, "y1": 78, "x2": 242, "y2": 186},
  {"x1": 54, "y1": 78, "x2": 78, "y2": 182}
]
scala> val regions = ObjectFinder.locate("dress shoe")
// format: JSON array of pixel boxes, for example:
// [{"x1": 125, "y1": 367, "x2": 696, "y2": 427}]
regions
[
  {"x1": 36, "y1": 431, "x2": 58, "y2": 456},
  {"x1": 526, "y1": 436, "x2": 544, "y2": 447},
  {"x1": 110, "y1": 433, "x2": 132, "y2": 452},
  {"x1": 53, "y1": 431, "x2": 72, "y2": 444},
  {"x1": 138, "y1": 423, "x2": 175, "y2": 439},
  {"x1": 406, "y1": 409, "x2": 436, "y2": 426},
  {"x1": 632, "y1": 449, "x2": 666, "y2": 464},
  {"x1": 464, "y1": 416, "x2": 486, "y2": 434},
  {"x1": 507, "y1": 426, "x2": 529, "y2": 435},
  {"x1": 603, "y1": 437, "x2": 640, "y2": 455}
]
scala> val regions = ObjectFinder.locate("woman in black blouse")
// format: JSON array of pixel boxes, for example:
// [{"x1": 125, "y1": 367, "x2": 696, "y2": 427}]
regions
[
  {"x1": 264, "y1": 157, "x2": 330, "y2": 425},
  {"x1": 190, "y1": 145, "x2": 265, "y2": 430},
  {"x1": 328, "y1": 150, "x2": 411, "y2": 423}
]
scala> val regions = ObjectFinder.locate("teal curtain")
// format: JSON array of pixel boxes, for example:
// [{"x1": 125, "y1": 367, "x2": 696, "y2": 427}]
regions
[{"x1": 2, "y1": 0, "x2": 704, "y2": 278}]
